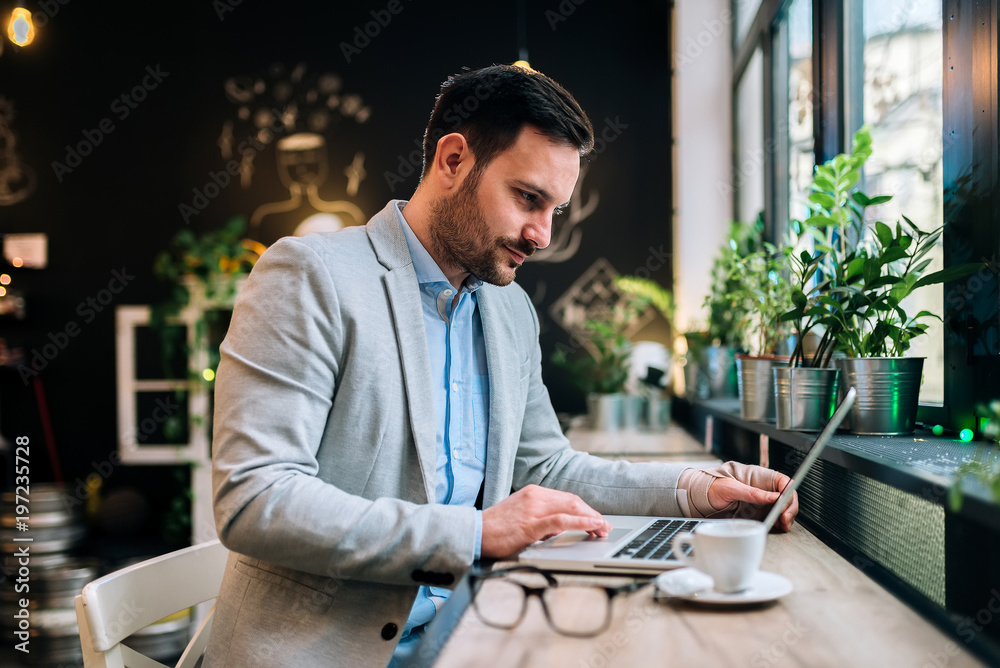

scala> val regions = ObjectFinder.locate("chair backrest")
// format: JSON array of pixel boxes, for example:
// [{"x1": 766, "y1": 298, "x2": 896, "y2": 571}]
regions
[{"x1": 75, "y1": 539, "x2": 229, "y2": 668}]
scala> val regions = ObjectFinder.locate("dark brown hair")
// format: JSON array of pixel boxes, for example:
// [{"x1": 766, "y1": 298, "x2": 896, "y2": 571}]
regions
[{"x1": 421, "y1": 64, "x2": 594, "y2": 180}]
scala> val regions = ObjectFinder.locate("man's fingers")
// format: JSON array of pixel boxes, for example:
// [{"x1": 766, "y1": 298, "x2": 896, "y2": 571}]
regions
[
  {"x1": 729, "y1": 481, "x2": 780, "y2": 506},
  {"x1": 535, "y1": 513, "x2": 608, "y2": 538}
]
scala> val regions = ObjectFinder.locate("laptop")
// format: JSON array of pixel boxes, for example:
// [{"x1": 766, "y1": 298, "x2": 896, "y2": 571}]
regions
[{"x1": 517, "y1": 387, "x2": 857, "y2": 575}]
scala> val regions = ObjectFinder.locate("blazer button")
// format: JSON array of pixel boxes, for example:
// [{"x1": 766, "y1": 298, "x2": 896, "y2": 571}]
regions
[{"x1": 381, "y1": 623, "x2": 398, "y2": 640}]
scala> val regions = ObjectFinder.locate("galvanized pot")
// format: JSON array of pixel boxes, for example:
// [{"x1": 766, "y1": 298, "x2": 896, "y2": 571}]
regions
[
  {"x1": 773, "y1": 366, "x2": 841, "y2": 431},
  {"x1": 622, "y1": 394, "x2": 644, "y2": 430},
  {"x1": 736, "y1": 355, "x2": 789, "y2": 422},
  {"x1": 645, "y1": 395, "x2": 672, "y2": 431},
  {"x1": 587, "y1": 392, "x2": 624, "y2": 432},
  {"x1": 836, "y1": 357, "x2": 924, "y2": 435}
]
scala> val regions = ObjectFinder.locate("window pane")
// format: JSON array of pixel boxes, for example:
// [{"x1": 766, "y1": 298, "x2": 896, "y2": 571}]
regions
[
  {"x1": 733, "y1": 0, "x2": 763, "y2": 48},
  {"x1": 786, "y1": 0, "x2": 814, "y2": 228},
  {"x1": 855, "y1": 0, "x2": 943, "y2": 402},
  {"x1": 735, "y1": 48, "x2": 764, "y2": 225}
]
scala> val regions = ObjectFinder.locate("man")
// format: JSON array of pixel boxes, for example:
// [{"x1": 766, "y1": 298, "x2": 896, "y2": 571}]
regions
[{"x1": 203, "y1": 65, "x2": 797, "y2": 668}]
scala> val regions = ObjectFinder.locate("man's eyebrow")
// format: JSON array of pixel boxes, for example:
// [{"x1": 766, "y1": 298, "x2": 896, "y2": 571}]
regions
[{"x1": 512, "y1": 180, "x2": 571, "y2": 209}]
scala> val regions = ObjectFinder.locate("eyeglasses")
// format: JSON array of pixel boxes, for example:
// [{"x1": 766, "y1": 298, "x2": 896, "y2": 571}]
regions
[{"x1": 467, "y1": 565, "x2": 649, "y2": 638}]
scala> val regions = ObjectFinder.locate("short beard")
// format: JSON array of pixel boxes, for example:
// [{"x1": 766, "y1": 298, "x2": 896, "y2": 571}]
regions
[{"x1": 427, "y1": 170, "x2": 534, "y2": 286}]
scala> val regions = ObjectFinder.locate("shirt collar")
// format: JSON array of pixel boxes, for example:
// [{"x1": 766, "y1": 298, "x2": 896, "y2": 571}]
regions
[{"x1": 395, "y1": 201, "x2": 483, "y2": 293}]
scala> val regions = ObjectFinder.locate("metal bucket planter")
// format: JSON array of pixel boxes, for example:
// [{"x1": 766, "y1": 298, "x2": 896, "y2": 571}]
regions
[
  {"x1": 773, "y1": 367, "x2": 841, "y2": 431},
  {"x1": 736, "y1": 355, "x2": 789, "y2": 422},
  {"x1": 623, "y1": 394, "x2": 644, "y2": 430},
  {"x1": 683, "y1": 353, "x2": 709, "y2": 399},
  {"x1": 836, "y1": 357, "x2": 924, "y2": 435},
  {"x1": 645, "y1": 394, "x2": 672, "y2": 431},
  {"x1": 587, "y1": 393, "x2": 624, "y2": 432}
]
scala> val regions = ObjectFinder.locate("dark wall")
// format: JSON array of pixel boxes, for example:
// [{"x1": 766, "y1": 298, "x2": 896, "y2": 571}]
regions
[{"x1": 0, "y1": 0, "x2": 672, "y2": 489}]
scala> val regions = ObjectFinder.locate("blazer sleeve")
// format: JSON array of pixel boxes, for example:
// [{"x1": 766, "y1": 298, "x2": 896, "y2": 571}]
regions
[
  {"x1": 509, "y1": 290, "x2": 688, "y2": 517},
  {"x1": 211, "y1": 237, "x2": 476, "y2": 588}
]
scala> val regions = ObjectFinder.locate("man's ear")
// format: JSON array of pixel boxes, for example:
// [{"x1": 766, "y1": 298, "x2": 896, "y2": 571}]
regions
[{"x1": 432, "y1": 133, "x2": 475, "y2": 191}]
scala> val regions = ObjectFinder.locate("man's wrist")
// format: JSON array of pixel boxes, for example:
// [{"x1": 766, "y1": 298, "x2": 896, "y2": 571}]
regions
[
  {"x1": 678, "y1": 466, "x2": 729, "y2": 518},
  {"x1": 474, "y1": 509, "x2": 483, "y2": 561}
]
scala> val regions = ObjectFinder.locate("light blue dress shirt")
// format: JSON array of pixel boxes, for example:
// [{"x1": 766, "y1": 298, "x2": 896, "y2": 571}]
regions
[{"x1": 392, "y1": 202, "x2": 489, "y2": 662}]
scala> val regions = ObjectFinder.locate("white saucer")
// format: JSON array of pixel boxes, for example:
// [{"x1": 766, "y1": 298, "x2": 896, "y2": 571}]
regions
[{"x1": 654, "y1": 568, "x2": 793, "y2": 605}]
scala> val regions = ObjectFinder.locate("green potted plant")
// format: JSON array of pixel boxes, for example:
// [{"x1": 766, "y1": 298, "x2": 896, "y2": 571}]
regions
[
  {"x1": 613, "y1": 275, "x2": 676, "y2": 430},
  {"x1": 150, "y1": 217, "x2": 263, "y2": 436},
  {"x1": 725, "y1": 242, "x2": 794, "y2": 422},
  {"x1": 775, "y1": 245, "x2": 843, "y2": 431},
  {"x1": 788, "y1": 126, "x2": 983, "y2": 434},
  {"x1": 685, "y1": 220, "x2": 764, "y2": 400},
  {"x1": 553, "y1": 296, "x2": 647, "y2": 432}
]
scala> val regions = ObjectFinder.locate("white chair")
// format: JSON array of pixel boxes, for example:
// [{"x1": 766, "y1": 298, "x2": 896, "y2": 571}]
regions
[{"x1": 74, "y1": 539, "x2": 229, "y2": 668}]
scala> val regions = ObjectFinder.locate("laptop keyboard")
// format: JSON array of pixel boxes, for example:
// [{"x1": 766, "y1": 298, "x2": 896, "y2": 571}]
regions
[{"x1": 612, "y1": 519, "x2": 699, "y2": 561}]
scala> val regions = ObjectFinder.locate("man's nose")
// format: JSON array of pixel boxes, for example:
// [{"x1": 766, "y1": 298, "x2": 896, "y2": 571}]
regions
[{"x1": 523, "y1": 212, "x2": 553, "y2": 250}]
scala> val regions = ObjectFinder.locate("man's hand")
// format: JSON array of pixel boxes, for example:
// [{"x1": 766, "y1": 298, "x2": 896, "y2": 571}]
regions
[
  {"x1": 481, "y1": 484, "x2": 612, "y2": 559},
  {"x1": 678, "y1": 462, "x2": 799, "y2": 532},
  {"x1": 706, "y1": 472, "x2": 798, "y2": 532}
]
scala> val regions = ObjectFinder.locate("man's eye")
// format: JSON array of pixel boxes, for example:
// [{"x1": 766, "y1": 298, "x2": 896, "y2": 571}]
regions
[{"x1": 520, "y1": 191, "x2": 537, "y2": 205}]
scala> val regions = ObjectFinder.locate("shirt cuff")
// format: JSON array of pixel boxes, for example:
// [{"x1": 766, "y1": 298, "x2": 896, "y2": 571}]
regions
[{"x1": 474, "y1": 509, "x2": 483, "y2": 561}]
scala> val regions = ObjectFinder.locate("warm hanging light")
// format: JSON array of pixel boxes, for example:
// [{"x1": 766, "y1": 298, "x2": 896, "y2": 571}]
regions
[
  {"x1": 512, "y1": 0, "x2": 533, "y2": 71},
  {"x1": 7, "y1": 7, "x2": 35, "y2": 47}
]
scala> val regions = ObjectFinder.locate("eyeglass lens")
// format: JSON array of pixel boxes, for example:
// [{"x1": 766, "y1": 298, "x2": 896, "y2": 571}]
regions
[{"x1": 473, "y1": 575, "x2": 613, "y2": 636}]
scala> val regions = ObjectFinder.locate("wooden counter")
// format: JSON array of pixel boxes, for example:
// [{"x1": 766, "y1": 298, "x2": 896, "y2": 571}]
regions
[{"x1": 430, "y1": 522, "x2": 985, "y2": 667}]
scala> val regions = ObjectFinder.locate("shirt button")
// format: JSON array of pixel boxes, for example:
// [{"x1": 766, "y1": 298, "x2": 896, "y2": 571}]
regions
[
  {"x1": 443, "y1": 289, "x2": 453, "y2": 296},
  {"x1": 451, "y1": 382, "x2": 459, "y2": 392}
]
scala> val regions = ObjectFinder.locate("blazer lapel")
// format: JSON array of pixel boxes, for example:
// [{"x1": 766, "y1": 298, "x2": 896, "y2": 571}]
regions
[
  {"x1": 383, "y1": 268, "x2": 438, "y2": 504},
  {"x1": 477, "y1": 286, "x2": 521, "y2": 508},
  {"x1": 368, "y1": 201, "x2": 438, "y2": 504}
]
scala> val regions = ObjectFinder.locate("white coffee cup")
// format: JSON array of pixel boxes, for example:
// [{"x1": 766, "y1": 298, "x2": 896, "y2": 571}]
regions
[{"x1": 670, "y1": 519, "x2": 767, "y2": 593}]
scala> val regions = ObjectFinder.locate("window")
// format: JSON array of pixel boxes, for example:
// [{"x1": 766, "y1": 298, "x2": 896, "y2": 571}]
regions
[
  {"x1": 735, "y1": 48, "x2": 765, "y2": 225},
  {"x1": 733, "y1": 0, "x2": 763, "y2": 48},
  {"x1": 738, "y1": 0, "x2": 967, "y2": 410},
  {"x1": 774, "y1": 0, "x2": 815, "y2": 239},
  {"x1": 846, "y1": 0, "x2": 945, "y2": 402}
]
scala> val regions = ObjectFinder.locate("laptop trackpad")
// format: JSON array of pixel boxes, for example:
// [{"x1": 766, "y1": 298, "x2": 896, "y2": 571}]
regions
[{"x1": 522, "y1": 527, "x2": 634, "y2": 558}]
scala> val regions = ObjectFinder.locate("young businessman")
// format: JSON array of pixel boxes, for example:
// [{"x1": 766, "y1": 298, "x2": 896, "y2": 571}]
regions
[{"x1": 203, "y1": 65, "x2": 798, "y2": 667}]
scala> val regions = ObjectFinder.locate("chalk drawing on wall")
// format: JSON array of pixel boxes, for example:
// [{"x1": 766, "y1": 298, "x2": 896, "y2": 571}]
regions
[
  {"x1": 0, "y1": 97, "x2": 36, "y2": 206},
  {"x1": 218, "y1": 62, "x2": 370, "y2": 242},
  {"x1": 548, "y1": 257, "x2": 654, "y2": 357}
]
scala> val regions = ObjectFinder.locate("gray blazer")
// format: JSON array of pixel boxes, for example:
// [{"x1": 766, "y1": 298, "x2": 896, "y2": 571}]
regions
[{"x1": 203, "y1": 201, "x2": 686, "y2": 667}]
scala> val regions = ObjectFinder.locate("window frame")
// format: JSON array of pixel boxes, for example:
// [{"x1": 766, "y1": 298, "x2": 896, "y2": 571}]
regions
[{"x1": 731, "y1": 0, "x2": 1000, "y2": 428}]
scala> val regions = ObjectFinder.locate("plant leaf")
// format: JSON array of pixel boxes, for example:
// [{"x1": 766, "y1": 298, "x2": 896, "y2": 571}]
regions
[
  {"x1": 809, "y1": 192, "x2": 837, "y2": 209},
  {"x1": 874, "y1": 221, "x2": 893, "y2": 248},
  {"x1": 911, "y1": 263, "x2": 985, "y2": 290}
]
